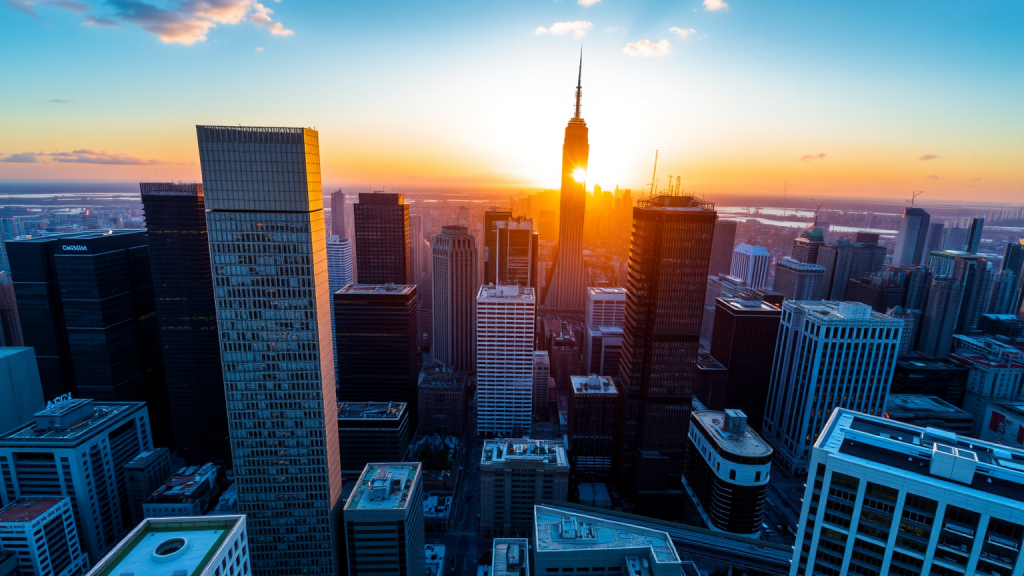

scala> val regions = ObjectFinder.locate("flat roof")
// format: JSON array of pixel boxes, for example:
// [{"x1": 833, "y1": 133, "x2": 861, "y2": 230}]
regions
[
  {"x1": 570, "y1": 375, "x2": 618, "y2": 395},
  {"x1": 534, "y1": 505, "x2": 680, "y2": 564},
  {"x1": 493, "y1": 538, "x2": 529, "y2": 576},
  {"x1": 0, "y1": 497, "x2": 64, "y2": 524},
  {"x1": 125, "y1": 447, "x2": 169, "y2": 469},
  {"x1": 896, "y1": 356, "x2": 967, "y2": 370},
  {"x1": 0, "y1": 347, "x2": 33, "y2": 360},
  {"x1": 481, "y1": 439, "x2": 568, "y2": 466},
  {"x1": 7, "y1": 229, "x2": 145, "y2": 243},
  {"x1": 692, "y1": 412, "x2": 772, "y2": 458},
  {"x1": 478, "y1": 285, "x2": 536, "y2": 300},
  {"x1": 717, "y1": 297, "x2": 780, "y2": 314},
  {"x1": 337, "y1": 284, "x2": 416, "y2": 295},
  {"x1": 345, "y1": 463, "x2": 420, "y2": 511},
  {"x1": 784, "y1": 300, "x2": 899, "y2": 325},
  {"x1": 886, "y1": 395, "x2": 971, "y2": 417},
  {"x1": 91, "y1": 516, "x2": 244, "y2": 576},
  {"x1": 338, "y1": 401, "x2": 407, "y2": 420},
  {"x1": 1, "y1": 402, "x2": 142, "y2": 444},
  {"x1": 587, "y1": 287, "x2": 626, "y2": 298},
  {"x1": 419, "y1": 366, "x2": 468, "y2": 389}
]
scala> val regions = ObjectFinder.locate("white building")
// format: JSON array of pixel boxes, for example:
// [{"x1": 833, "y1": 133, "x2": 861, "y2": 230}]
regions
[
  {"x1": 344, "y1": 463, "x2": 425, "y2": 576},
  {"x1": 0, "y1": 348, "x2": 44, "y2": 436},
  {"x1": 476, "y1": 285, "x2": 536, "y2": 437},
  {"x1": 586, "y1": 287, "x2": 626, "y2": 328},
  {"x1": 981, "y1": 400, "x2": 1024, "y2": 448},
  {"x1": 0, "y1": 497, "x2": 87, "y2": 576},
  {"x1": 327, "y1": 236, "x2": 354, "y2": 377},
  {"x1": 763, "y1": 301, "x2": 902, "y2": 477},
  {"x1": 949, "y1": 334, "x2": 1024, "y2": 436},
  {"x1": 790, "y1": 408, "x2": 1024, "y2": 576},
  {"x1": 730, "y1": 243, "x2": 770, "y2": 290},
  {"x1": 86, "y1": 515, "x2": 250, "y2": 576}
]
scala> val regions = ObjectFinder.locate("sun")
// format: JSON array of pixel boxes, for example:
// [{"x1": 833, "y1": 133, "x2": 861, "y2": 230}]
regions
[{"x1": 572, "y1": 167, "x2": 587, "y2": 183}]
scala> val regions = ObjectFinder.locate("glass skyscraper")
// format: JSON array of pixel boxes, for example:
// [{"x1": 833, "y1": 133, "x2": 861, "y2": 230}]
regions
[{"x1": 197, "y1": 125, "x2": 342, "y2": 576}]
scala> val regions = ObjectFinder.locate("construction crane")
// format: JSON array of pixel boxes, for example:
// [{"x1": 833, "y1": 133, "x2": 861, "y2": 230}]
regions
[
  {"x1": 648, "y1": 150, "x2": 659, "y2": 196},
  {"x1": 907, "y1": 190, "x2": 925, "y2": 207}
]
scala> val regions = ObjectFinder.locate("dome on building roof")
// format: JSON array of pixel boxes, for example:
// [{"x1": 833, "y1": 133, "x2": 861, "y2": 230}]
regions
[{"x1": 799, "y1": 226, "x2": 825, "y2": 242}]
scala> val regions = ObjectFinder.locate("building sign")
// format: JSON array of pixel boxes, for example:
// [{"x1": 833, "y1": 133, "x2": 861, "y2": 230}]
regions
[
  {"x1": 46, "y1": 393, "x2": 73, "y2": 409},
  {"x1": 61, "y1": 245, "x2": 88, "y2": 252}
]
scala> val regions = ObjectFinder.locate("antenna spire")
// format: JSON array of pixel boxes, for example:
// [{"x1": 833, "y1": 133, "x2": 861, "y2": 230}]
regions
[{"x1": 573, "y1": 48, "x2": 583, "y2": 120}]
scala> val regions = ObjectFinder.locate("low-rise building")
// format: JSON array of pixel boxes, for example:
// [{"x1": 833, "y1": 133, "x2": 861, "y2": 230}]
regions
[
  {"x1": 567, "y1": 375, "x2": 617, "y2": 476},
  {"x1": 423, "y1": 494, "x2": 453, "y2": 531},
  {"x1": 344, "y1": 463, "x2": 425, "y2": 576},
  {"x1": 980, "y1": 400, "x2": 1024, "y2": 448},
  {"x1": 124, "y1": 447, "x2": 172, "y2": 526},
  {"x1": 493, "y1": 538, "x2": 529, "y2": 576},
  {"x1": 337, "y1": 401, "x2": 410, "y2": 476},
  {"x1": 418, "y1": 364, "x2": 469, "y2": 437},
  {"x1": 885, "y1": 394, "x2": 974, "y2": 434},
  {"x1": 480, "y1": 439, "x2": 569, "y2": 538},
  {"x1": 890, "y1": 356, "x2": 968, "y2": 407},
  {"x1": 949, "y1": 335, "x2": 1024, "y2": 436},
  {"x1": 425, "y1": 544, "x2": 446, "y2": 576},
  {"x1": 0, "y1": 497, "x2": 87, "y2": 576},
  {"x1": 143, "y1": 463, "x2": 226, "y2": 519},
  {"x1": 84, "y1": 515, "x2": 250, "y2": 576}
]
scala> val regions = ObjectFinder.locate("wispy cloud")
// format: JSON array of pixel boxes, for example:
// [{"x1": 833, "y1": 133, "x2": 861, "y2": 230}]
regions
[
  {"x1": 669, "y1": 27, "x2": 696, "y2": 40},
  {"x1": 703, "y1": 0, "x2": 728, "y2": 10},
  {"x1": 83, "y1": 14, "x2": 119, "y2": 25},
  {"x1": 0, "y1": 154, "x2": 41, "y2": 163},
  {"x1": 42, "y1": 99, "x2": 73, "y2": 104},
  {"x1": 925, "y1": 174, "x2": 945, "y2": 180},
  {"x1": 623, "y1": 39, "x2": 671, "y2": 57},
  {"x1": 255, "y1": 46, "x2": 263, "y2": 52},
  {"x1": 532, "y1": 20, "x2": 592, "y2": 39},
  {"x1": 7, "y1": 0, "x2": 42, "y2": 17},
  {"x1": 577, "y1": 0, "x2": 599, "y2": 6},
  {"x1": 8, "y1": 0, "x2": 94, "y2": 17},
  {"x1": 602, "y1": 26, "x2": 617, "y2": 33},
  {"x1": 967, "y1": 177, "x2": 982, "y2": 182},
  {"x1": 0, "y1": 150, "x2": 168, "y2": 165},
  {"x1": 918, "y1": 154, "x2": 941, "y2": 161},
  {"x1": 799, "y1": 153, "x2": 827, "y2": 161}
]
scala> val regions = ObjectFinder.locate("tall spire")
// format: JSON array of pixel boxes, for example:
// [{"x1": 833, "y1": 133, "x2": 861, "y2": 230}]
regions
[{"x1": 573, "y1": 48, "x2": 583, "y2": 120}]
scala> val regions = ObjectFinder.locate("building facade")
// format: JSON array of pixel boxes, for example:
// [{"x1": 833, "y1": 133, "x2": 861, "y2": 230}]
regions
[
  {"x1": 585, "y1": 287, "x2": 626, "y2": 328},
  {"x1": 353, "y1": 192, "x2": 411, "y2": 284},
  {"x1": 892, "y1": 206, "x2": 931, "y2": 266},
  {"x1": 476, "y1": 286, "x2": 536, "y2": 437},
  {"x1": 123, "y1": 447, "x2": 172, "y2": 527},
  {"x1": 418, "y1": 364, "x2": 469, "y2": 437},
  {"x1": 701, "y1": 273, "x2": 748, "y2": 344},
  {"x1": 0, "y1": 497, "x2": 87, "y2": 576},
  {"x1": 532, "y1": 351, "x2": 551, "y2": 417},
  {"x1": 495, "y1": 218, "x2": 537, "y2": 288},
  {"x1": 773, "y1": 257, "x2": 825, "y2": 301},
  {"x1": 729, "y1": 243, "x2": 770, "y2": 290},
  {"x1": 337, "y1": 402, "x2": 410, "y2": 476},
  {"x1": 0, "y1": 348, "x2": 45, "y2": 435},
  {"x1": 567, "y1": 375, "x2": 617, "y2": 476},
  {"x1": 817, "y1": 239, "x2": 887, "y2": 301},
  {"x1": 432, "y1": 226, "x2": 478, "y2": 373},
  {"x1": 343, "y1": 463, "x2": 425, "y2": 576},
  {"x1": 480, "y1": 439, "x2": 569, "y2": 537},
  {"x1": 708, "y1": 220, "x2": 737, "y2": 278}
]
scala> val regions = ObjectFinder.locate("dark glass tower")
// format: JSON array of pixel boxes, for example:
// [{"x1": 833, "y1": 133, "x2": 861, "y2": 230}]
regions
[
  {"x1": 615, "y1": 194, "x2": 716, "y2": 493},
  {"x1": 353, "y1": 192, "x2": 411, "y2": 284},
  {"x1": 5, "y1": 231, "x2": 171, "y2": 444},
  {"x1": 140, "y1": 182, "x2": 231, "y2": 465},
  {"x1": 707, "y1": 220, "x2": 737, "y2": 277}
]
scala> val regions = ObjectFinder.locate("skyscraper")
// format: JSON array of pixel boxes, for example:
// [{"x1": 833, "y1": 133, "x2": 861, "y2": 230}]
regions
[
  {"x1": 544, "y1": 55, "x2": 589, "y2": 312},
  {"x1": 0, "y1": 278, "x2": 22, "y2": 348},
  {"x1": 344, "y1": 463, "x2": 425, "y2": 576},
  {"x1": 140, "y1": 181, "x2": 230, "y2": 465},
  {"x1": 495, "y1": 218, "x2": 537, "y2": 287},
  {"x1": 707, "y1": 220, "x2": 737, "y2": 277},
  {"x1": 197, "y1": 125, "x2": 342, "y2": 576},
  {"x1": 966, "y1": 215, "x2": 985, "y2": 253},
  {"x1": 567, "y1": 375, "x2": 617, "y2": 477},
  {"x1": 773, "y1": 257, "x2": 825, "y2": 301},
  {"x1": 354, "y1": 192, "x2": 411, "y2": 284},
  {"x1": 917, "y1": 277, "x2": 963, "y2": 358},
  {"x1": 331, "y1": 189, "x2": 348, "y2": 241},
  {"x1": 700, "y1": 273, "x2": 747, "y2": 343},
  {"x1": 816, "y1": 238, "x2": 886, "y2": 300},
  {"x1": 987, "y1": 268, "x2": 1018, "y2": 315},
  {"x1": 476, "y1": 285, "x2": 536, "y2": 437},
  {"x1": 586, "y1": 287, "x2": 626, "y2": 327},
  {"x1": 1003, "y1": 240, "x2": 1024, "y2": 315},
  {"x1": 790, "y1": 224, "x2": 825, "y2": 264},
  {"x1": 615, "y1": 194, "x2": 716, "y2": 491},
  {"x1": 432, "y1": 226, "x2": 478, "y2": 372},
  {"x1": 763, "y1": 301, "x2": 902, "y2": 477},
  {"x1": 483, "y1": 210, "x2": 512, "y2": 286},
  {"x1": 729, "y1": 243, "x2": 770, "y2": 289},
  {"x1": 892, "y1": 206, "x2": 931, "y2": 266},
  {"x1": 930, "y1": 250, "x2": 994, "y2": 333},
  {"x1": 326, "y1": 237, "x2": 354, "y2": 378}
]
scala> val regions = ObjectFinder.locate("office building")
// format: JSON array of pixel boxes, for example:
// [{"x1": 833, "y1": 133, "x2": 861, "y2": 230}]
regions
[
  {"x1": 817, "y1": 239, "x2": 887, "y2": 301},
  {"x1": 1003, "y1": 240, "x2": 1024, "y2": 314},
  {"x1": 418, "y1": 364, "x2": 469, "y2": 437},
  {"x1": 495, "y1": 218, "x2": 537, "y2": 288},
  {"x1": 0, "y1": 348, "x2": 45, "y2": 435},
  {"x1": 790, "y1": 408, "x2": 1024, "y2": 576},
  {"x1": 197, "y1": 125, "x2": 342, "y2": 576},
  {"x1": 949, "y1": 335, "x2": 1024, "y2": 436},
  {"x1": 0, "y1": 281, "x2": 22, "y2": 348},
  {"x1": 533, "y1": 351, "x2": 551, "y2": 417},
  {"x1": 763, "y1": 302, "x2": 902, "y2": 477},
  {"x1": 86, "y1": 515, "x2": 250, "y2": 576},
  {"x1": 544, "y1": 58, "x2": 589, "y2": 312},
  {"x1": 0, "y1": 399, "x2": 151, "y2": 562},
  {"x1": 335, "y1": 284, "x2": 421, "y2": 410},
  {"x1": 708, "y1": 219, "x2": 737, "y2": 277},
  {"x1": 327, "y1": 236, "x2": 354, "y2": 377},
  {"x1": 476, "y1": 285, "x2": 536, "y2": 437},
  {"x1": 891, "y1": 356, "x2": 968, "y2": 407},
  {"x1": 979, "y1": 400, "x2": 1024, "y2": 447},
  {"x1": 928, "y1": 250, "x2": 994, "y2": 334},
  {"x1": 988, "y1": 268, "x2": 1018, "y2": 315},
  {"x1": 567, "y1": 375, "x2": 617, "y2": 476},
  {"x1": 533, "y1": 506, "x2": 684, "y2": 576},
  {"x1": 694, "y1": 350, "x2": 728, "y2": 411},
  {"x1": 844, "y1": 274, "x2": 905, "y2": 312},
  {"x1": 585, "y1": 287, "x2": 626, "y2": 328},
  {"x1": 708, "y1": 294, "x2": 781, "y2": 430},
  {"x1": 583, "y1": 325, "x2": 623, "y2": 377},
  {"x1": 979, "y1": 313, "x2": 1024, "y2": 339},
  {"x1": 791, "y1": 224, "x2": 825, "y2": 264},
  {"x1": 918, "y1": 277, "x2": 963, "y2": 358},
  {"x1": 700, "y1": 273, "x2": 748, "y2": 343},
  {"x1": 480, "y1": 439, "x2": 569, "y2": 537},
  {"x1": 966, "y1": 216, "x2": 985, "y2": 253},
  {"x1": 892, "y1": 206, "x2": 931, "y2": 266},
  {"x1": 773, "y1": 257, "x2": 825, "y2": 301},
  {"x1": 886, "y1": 306, "x2": 919, "y2": 354},
  {"x1": 337, "y1": 402, "x2": 410, "y2": 476},
  {"x1": 484, "y1": 210, "x2": 512, "y2": 286},
  {"x1": 616, "y1": 194, "x2": 716, "y2": 492},
  {"x1": 432, "y1": 226, "x2": 478, "y2": 372},
  {"x1": 5, "y1": 231, "x2": 169, "y2": 441},
  {"x1": 729, "y1": 243, "x2": 770, "y2": 289},
  {"x1": 123, "y1": 447, "x2": 172, "y2": 526},
  {"x1": 140, "y1": 181, "x2": 230, "y2": 464},
  {"x1": 885, "y1": 394, "x2": 974, "y2": 434},
  {"x1": 0, "y1": 497, "x2": 87, "y2": 576},
  {"x1": 549, "y1": 329, "x2": 581, "y2": 392},
  {"x1": 143, "y1": 462, "x2": 226, "y2": 519},
  {"x1": 425, "y1": 544, "x2": 446, "y2": 576},
  {"x1": 493, "y1": 538, "x2": 529, "y2": 576},
  {"x1": 331, "y1": 189, "x2": 348, "y2": 241},
  {"x1": 344, "y1": 463, "x2": 425, "y2": 576},
  {"x1": 353, "y1": 192, "x2": 411, "y2": 284},
  {"x1": 683, "y1": 410, "x2": 771, "y2": 537},
  {"x1": 884, "y1": 264, "x2": 932, "y2": 311}
]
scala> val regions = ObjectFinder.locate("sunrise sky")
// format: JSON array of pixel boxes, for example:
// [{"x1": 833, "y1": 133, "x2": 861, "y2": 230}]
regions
[{"x1": 1, "y1": 0, "x2": 1021, "y2": 201}]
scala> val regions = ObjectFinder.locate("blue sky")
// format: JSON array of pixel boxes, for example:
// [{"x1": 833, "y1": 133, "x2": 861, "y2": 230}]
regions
[{"x1": 1, "y1": 0, "x2": 1021, "y2": 200}]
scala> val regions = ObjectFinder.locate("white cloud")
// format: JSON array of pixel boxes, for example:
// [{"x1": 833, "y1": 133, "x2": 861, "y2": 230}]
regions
[
  {"x1": 255, "y1": 46, "x2": 263, "y2": 52},
  {"x1": 669, "y1": 27, "x2": 696, "y2": 40},
  {"x1": 248, "y1": 2, "x2": 272, "y2": 26},
  {"x1": 577, "y1": 0, "x2": 600, "y2": 5},
  {"x1": 703, "y1": 0, "x2": 728, "y2": 11},
  {"x1": 602, "y1": 26, "x2": 617, "y2": 33},
  {"x1": 268, "y1": 21, "x2": 292, "y2": 35},
  {"x1": 93, "y1": 0, "x2": 293, "y2": 45},
  {"x1": 533, "y1": 20, "x2": 593, "y2": 39},
  {"x1": 623, "y1": 39, "x2": 671, "y2": 57}
]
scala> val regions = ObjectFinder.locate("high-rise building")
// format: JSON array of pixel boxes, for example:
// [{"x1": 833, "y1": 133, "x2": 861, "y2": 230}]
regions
[
  {"x1": 567, "y1": 375, "x2": 617, "y2": 476},
  {"x1": 791, "y1": 224, "x2": 825, "y2": 264},
  {"x1": 949, "y1": 335, "x2": 1024, "y2": 436},
  {"x1": 326, "y1": 236, "x2": 354, "y2": 378},
  {"x1": 0, "y1": 348, "x2": 45, "y2": 435},
  {"x1": 6, "y1": 231, "x2": 169, "y2": 439},
  {"x1": 923, "y1": 220, "x2": 946, "y2": 256},
  {"x1": 337, "y1": 402, "x2": 410, "y2": 476},
  {"x1": 86, "y1": 515, "x2": 250, "y2": 576},
  {"x1": 772, "y1": 257, "x2": 825, "y2": 301},
  {"x1": 682, "y1": 409, "x2": 771, "y2": 537},
  {"x1": 890, "y1": 357, "x2": 969, "y2": 407},
  {"x1": 708, "y1": 219, "x2": 737, "y2": 277},
  {"x1": 700, "y1": 273, "x2": 748, "y2": 343},
  {"x1": 0, "y1": 279, "x2": 22, "y2": 348},
  {"x1": 987, "y1": 268, "x2": 1018, "y2": 315},
  {"x1": 917, "y1": 276, "x2": 963, "y2": 357},
  {"x1": 790, "y1": 408, "x2": 1024, "y2": 576},
  {"x1": 476, "y1": 285, "x2": 536, "y2": 437},
  {"x1": 884, "y1": 394, "x2": 974, "y2": 434},
  {"x1": 583, "y1": 325, "x2": 623, "y2": 377},
  {"x1": 708, "y1": 294, "x2": 781, "y2": 430},
  {"x1": 929, "y1": 250, "x2": 993, "y2": 333},
  {"x1": 886, "y1": 306, "x2": 919, "y2": 354},
  {"x1": 418, "y1": 363, "x2": 469, "y2": 437},
  {"x1": 495, "y1": 218, "x2": 537, "y2": 288},
  {"x1": 483, "y1": 210, "x2": 512, "y2": 286},
  {"x1": 884, "y1": 264, "x2": 931, "y2": 310},
  {"x1": 892, "y1": 206, "x2": 931, "y2": 266},
  {"x1": 544, "y1": 57, "x2": 589, "y2": 312},
  {"x1": 0, "y1": 398, "x2": 152, "y2": 562},
  {"x1": 197, "y1": 125, "x2": 342, "y2": 576},
  {"x1": 0, "y1": 497, "x2": 87, "y2": 576},
  {"x1": 140, "y1": 181, "x2": 230, "y2": 464},
  {"x1": 354, "y1": 192, "x2": 411, "y2": 284},
  {"x1": 1002, "y1": 240, "x2": 1024, "y2": 314},
  {"x1": 763, "y1": 302, "x2": 902, "y2": 477},
  {"x1": 335, "y1": 284, "x2": 421, "y2": 410},
  {"x1": 431, "y1": 226, "x2": 478, "y2": 372},
  {"x1": 817, "y1": 239, "x2": 887, "y2": 301},
  {"x1": 123, "y1": 447, "x2": 172, "y2": 527},
  {"x1": 344, "y1": 463, "x2": 425, "y2": 576},
  {"x1": 533, "y1": 351, "x2": 551, "y2": 417},
  {"x1": 844, "y1": 274, "x2": 905, "y2": 312},
  {"x1": 331, "y1": 189, "x2": 348, "y2": 241},
  {"x1": 943, "y1": 224, "x2": 970, "y2": 251},
  {"x1": 966, "y1": 216, "x2": 985, "y2": 253},
  {"x1": 479, "y1": 439, "x2": 569, "y2": 537},
  {"x1": 585, "y1": 287, "x2": 626, "y2": 327},
  {"x1": 729, "y1": 243, "x2": 770, "y2": 289},
  {"x1": 615, "y1": 194, "x2": 716, "y2": 492}
]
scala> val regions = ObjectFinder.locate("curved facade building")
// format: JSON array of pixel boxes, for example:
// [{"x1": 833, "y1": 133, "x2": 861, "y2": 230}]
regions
[{"x1": 432, "y1": 226, "x2": 478, "y2": 372}]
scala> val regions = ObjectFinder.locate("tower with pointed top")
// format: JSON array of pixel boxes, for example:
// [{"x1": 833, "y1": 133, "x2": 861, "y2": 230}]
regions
[{"x1": 544, "y1": 53, "x2": 590, "y2": 312}]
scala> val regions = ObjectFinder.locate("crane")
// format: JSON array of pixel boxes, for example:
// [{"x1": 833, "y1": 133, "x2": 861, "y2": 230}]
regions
[
  {"x1": 648, "y1": 150, "x2": 659, "y2": 196},
  {"x1": 907, "y1": 190, "x2": 925, "y2": 207}
]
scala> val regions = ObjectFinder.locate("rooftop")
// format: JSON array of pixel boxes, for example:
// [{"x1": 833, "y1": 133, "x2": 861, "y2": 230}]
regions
[
  {"x1": 784, "y1": 300, "x2": 899, "y2": 325},
  {"x1": 337, "y1": 283, "x2": 416, "y2": 296},
  {"x1": 478, "y1": 285, "x2": 536, "y2": 300},
  {"x1": 337, "y1": 401, "x2": 407, "y2": 420},
  {"x1": 717, "y1": 297, "x2": 780, "y2": 314},
  {"x1": 147, "y1": 464, "x2": 221, "y2": 504},
  {"x1": 692, "y1": 411, "x2": 772, "y2": 458},
  {"x1": 534, "y1": 506, "x2": 680, "y2": 564},
  {"x1": 90, "y1": 516, "x2": 245, "y2": 576},
  {"x1": 481, "y1": 439, "x2": 568, "y2": 466},
  {"x1": 345, "y1": 463, "x2": 420, "y2": 511},
  {"x1": 1, "y1": 400, "x2": 143, "y2": 445},
  {"x1": 734, "y1": 243, "x2": 770, "y2": 255},
  {"x1": 7, "y1": 229, "x2": 145, "y2": 244},
  {"x1": 0, "y1": 497, "x2": 64, "y2": 524},
  {"x1": 895, "y1": 356, "x2": 967, "y2": 371},
  {"x1": 987, "y1": 400, "x2": 1024, "y2": 417},
  {"x1": 419, "y1": 364, "x2": 469, "y2": 390},
  {"x1": 588, "y1": 325, "x2": 625, "y2": 337},
  {"x1": 636, "y1": 194, "x2": 715, "y2": 213},
  {"x1": 570, "y1": 375, "x2": 618, "y2": 395},
  {"x1": 425, "y1": 544, "x2": 446, "y2": 576},
  {"x1": 886, "y1": 395, "x2": 972, "y2": 418},
  {"x1": 493, "y1": 539, "x2": 529, "y2": 576},
  {"x1": 587, "y1": 287, "x2": 627, "y2": 298},
  {"x1": 125, "y1": 447, "x2": 169, "y2": 469},
  {"x1": 775, "y1": 257, "x2": 826, "y2": 272}
]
